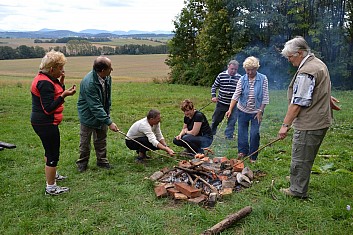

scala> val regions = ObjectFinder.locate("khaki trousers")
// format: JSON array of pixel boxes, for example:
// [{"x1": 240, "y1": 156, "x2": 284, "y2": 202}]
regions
[
  {"x1": 77, "y1": 124, "x2": 109, "y2": 166},
  {"x1": 290, "y1": 128, "x2": 328, "y2": 197}
]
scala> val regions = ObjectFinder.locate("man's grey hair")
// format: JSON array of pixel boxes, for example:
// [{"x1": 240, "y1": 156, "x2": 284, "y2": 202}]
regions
[
  {"x1": 147, "y1": 109, "x2": 160, "y2": 119},
  {"x1": 228, "y1": 60, "x2": 239, "y2": 66},
  {"x1": 281, "y1": 36, "x2": 311, "y2": 57}
]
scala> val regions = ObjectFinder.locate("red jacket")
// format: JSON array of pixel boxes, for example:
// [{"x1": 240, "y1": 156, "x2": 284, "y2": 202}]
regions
[{"x1": 31, "y1": 72, "x2": 65, "y2": 125}]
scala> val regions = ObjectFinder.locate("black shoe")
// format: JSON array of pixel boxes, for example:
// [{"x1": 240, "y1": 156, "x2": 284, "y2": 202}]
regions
[
  {"x1": 137, "y1": 152, "x2": 151, "y2": 159},
  {"x1": 135, "y1": 156, "x2": 145, "y2": 164},
  {"x1": 97, "y1": 162, "x2": 112, "y2": 169},
  {"x1": 139, "y1": 154, "x2": 151, "y2": 159},
  {"x1": 77, "y1": 164, "x2": 88, "y2": 173}
]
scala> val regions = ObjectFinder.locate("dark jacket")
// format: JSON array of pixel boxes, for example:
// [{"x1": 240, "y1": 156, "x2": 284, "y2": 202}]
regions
[{"x1": 77, "y1": 70, "x2": 112, "y2": 129}]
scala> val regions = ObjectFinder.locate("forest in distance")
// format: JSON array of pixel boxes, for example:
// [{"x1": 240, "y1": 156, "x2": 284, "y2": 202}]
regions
[{"x1": 0, "y1": 36, "x2": 169, "y2": 60}]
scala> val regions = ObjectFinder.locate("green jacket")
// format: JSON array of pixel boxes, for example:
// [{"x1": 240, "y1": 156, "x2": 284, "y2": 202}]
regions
[{"x1": 77, "y1": 70, "x2": 113, "y2": 129}]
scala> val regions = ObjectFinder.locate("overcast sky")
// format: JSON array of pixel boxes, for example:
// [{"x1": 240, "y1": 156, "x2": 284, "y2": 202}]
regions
[{"x1": 0, "y1": 0, "x2": 185, "y2": 32}]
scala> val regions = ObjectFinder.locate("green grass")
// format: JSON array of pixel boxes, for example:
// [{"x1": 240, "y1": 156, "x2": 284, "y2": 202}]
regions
[{"x1": 0, "y1": 77, "x2": 353, "y2": 234}]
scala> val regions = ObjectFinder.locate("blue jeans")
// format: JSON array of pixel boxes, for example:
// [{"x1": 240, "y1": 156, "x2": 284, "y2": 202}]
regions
[
  {"x1": 237, "y1": 110, "x2": 261, "y2": 160},
  {"x1": 211, "y1": 102, "x2": 238, "y2": 139},
  {"x1": 173, "y1": 134, "x2": 213, "y2": 154}
]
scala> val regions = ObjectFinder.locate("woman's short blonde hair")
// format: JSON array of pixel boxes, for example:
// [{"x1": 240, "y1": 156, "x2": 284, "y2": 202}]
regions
[
  {"x1": 243, "y1": 56, "x2": 260, "y2": 69},
  {"x1": 39, "y1": 50, "x2": 67, "y2": 73}
]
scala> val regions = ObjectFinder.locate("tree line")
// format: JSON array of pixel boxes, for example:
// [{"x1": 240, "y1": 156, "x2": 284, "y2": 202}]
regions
[
  {"x1": 34, "y1": 37, "x2": 112, "y2": 43},
  {"x1": 167, "y1": 0, "x2": 353, "y2": 90},
  {"x1": 0, "y1": 40, "x2": 168, "y2": 60}
]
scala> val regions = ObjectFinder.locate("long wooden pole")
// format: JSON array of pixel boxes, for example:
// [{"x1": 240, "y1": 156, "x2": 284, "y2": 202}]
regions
[{"x1": 234, "y1": 137, "x2": 282, "y2": 166}]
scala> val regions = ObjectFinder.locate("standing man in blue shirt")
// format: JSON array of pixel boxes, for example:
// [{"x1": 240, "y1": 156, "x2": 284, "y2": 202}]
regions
[{"x1": 211, "y1": 60, "x2": 241, "y2": 139}]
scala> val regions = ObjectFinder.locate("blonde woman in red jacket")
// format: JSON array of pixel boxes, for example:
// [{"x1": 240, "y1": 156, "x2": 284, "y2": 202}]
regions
[{"x1": 31, "y1": 50, "x2": 76, "y2": 196}]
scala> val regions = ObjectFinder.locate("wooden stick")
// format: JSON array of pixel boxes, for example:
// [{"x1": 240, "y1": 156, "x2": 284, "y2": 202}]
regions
[
  {"x1": 198, "y1": 101, "x2": 213, "y2": 111},
  {"x1": 192, "y1": 175, "x2": 201, "y2": 187},
  {"x1": 185, "y1": 172, "x2": 194, "y2": 185},
  {"x1": 247, "y1": 137, "x2": 282, "y2": 159},
  {"x1": 270, "y1": 179, "x2": 278, "y2": 200},
  {"x1": 235, "y1": 137, "x2": 282, "y2": 166},
  {"x1": 200, "y1": 206, "x2": 253, "y2": 235},
  {"x1": 180, "y1": 138, "x2": 198, "y2": 154},
  {"x1": 174, "y1": 166, "x2": 212, "y2": 178},
  {"x1": 192, "y1": 174, "x2": 218, "y2": 193}
]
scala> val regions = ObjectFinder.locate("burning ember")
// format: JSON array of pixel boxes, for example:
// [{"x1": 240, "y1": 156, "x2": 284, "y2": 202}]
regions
[{"x1": 150, "y1": 152, "x2": 266, "y2": 207}]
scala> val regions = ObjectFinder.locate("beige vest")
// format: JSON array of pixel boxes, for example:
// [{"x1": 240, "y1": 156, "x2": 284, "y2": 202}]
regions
[{"x1": 287, "y1": 55, "x2": 332, "y2": 130}]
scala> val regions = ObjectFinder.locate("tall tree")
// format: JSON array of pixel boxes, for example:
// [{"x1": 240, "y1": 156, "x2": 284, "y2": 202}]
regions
[
  {"x1": 166, "y1": 0, "x2": 206, "y2": 84},
  {"x1": 196, "y1": 0, "x2": 242, "y2": 86}
]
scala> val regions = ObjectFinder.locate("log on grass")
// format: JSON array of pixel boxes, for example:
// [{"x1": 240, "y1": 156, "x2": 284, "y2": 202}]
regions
[{"x1": 201, "y1": 206, "x2": 252, "y2": 235}]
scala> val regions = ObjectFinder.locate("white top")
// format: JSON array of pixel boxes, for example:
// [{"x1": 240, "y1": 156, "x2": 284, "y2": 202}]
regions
[{"x1": 126, "y1": 117, "x2": 164, "y2": 147}]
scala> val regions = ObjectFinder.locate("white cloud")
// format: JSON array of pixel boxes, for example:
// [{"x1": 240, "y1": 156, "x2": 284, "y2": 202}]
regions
[{"x1": 0, "y1": 0, "x2": 184, "y2": 32}]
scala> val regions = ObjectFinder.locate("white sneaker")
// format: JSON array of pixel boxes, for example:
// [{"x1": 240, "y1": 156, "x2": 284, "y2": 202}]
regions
[
  {"x1": 45, "y1": 186, "x2": 70, "y2": 196},
  {"x1": 55, "y1": 173, "x2": 67, "y2": 181}
]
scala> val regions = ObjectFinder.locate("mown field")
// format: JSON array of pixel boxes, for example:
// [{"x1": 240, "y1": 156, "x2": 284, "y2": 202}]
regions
[
  {"x1": 0, "y1": 37, "x2": 166, "y2": 50},
  {"x1": 0, "y1": 55, "x2": 353, "y2": 234}
]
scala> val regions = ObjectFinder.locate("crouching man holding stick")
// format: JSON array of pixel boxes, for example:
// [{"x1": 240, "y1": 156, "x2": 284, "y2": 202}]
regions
[{"x1": 125, "y1": 109, "x2": 175, "y2": 163}]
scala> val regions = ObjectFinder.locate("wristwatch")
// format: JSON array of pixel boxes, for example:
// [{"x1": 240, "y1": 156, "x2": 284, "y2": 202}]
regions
[{"x1": 282, "y1": 123, "x2": 289, "y2": 127}]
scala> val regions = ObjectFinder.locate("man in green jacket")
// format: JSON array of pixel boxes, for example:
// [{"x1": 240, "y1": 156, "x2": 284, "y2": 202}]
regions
[{"x1": 76, "y1": 56, "x2": 119, "y2": 172}]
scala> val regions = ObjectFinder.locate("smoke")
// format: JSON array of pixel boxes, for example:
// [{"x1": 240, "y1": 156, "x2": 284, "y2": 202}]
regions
[{"x1": 232, "y1": 37, "x2": 295, "y2": 90}]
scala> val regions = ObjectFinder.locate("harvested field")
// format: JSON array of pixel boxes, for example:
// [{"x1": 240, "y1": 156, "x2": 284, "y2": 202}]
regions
[{"x1": 0, "y1": 54, "x2": 170, "y2": 82}]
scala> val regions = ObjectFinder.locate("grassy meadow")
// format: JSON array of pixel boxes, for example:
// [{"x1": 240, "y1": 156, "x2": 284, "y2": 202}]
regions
[{"x1": 0, "y1": 55, "x2": 353, "y2": 234}]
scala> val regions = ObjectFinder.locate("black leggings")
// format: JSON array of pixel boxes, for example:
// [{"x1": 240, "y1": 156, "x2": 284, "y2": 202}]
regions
[{"x1": 32, "y1": 124, "x2": 60, "y2": 167}]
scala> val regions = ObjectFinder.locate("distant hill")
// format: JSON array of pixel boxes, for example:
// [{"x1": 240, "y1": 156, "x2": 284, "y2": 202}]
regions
[{"x1": 0, "y1": 29, "x2": 173, "y2": 39}]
